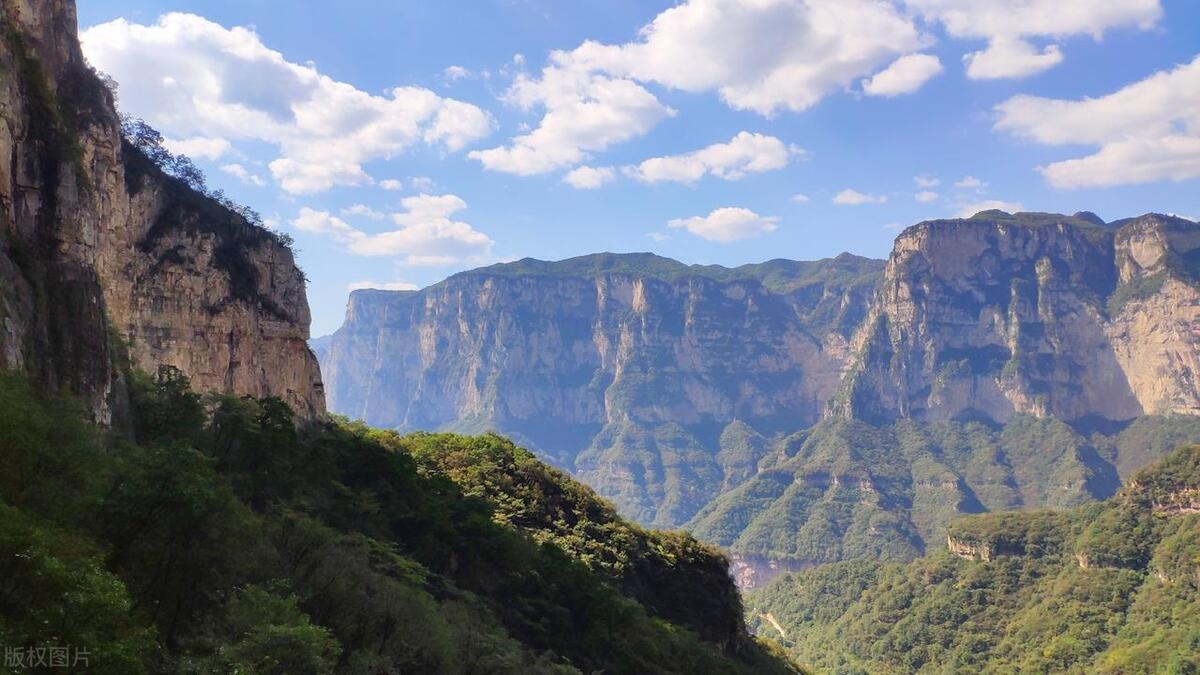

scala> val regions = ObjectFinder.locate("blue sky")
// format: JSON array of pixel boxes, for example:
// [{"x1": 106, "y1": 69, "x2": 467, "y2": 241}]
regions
[{"x1": 78, "y1": 0, "x2": 1200, "y2": 335}]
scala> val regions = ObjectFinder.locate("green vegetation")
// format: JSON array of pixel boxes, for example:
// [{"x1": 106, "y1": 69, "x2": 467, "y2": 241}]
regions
[
  {"x1": 746, "y1": 445, "x2": 1200, "y2": 673},
  {"x1": 460, "y1": 251, "x2": 883, "y2": 298},
  {"x1": 0, "y1": 370, "x2": 798, "y2": 674},
  {"x1": 686, "y1": 415, "x2": 1200, "y2": 569}
]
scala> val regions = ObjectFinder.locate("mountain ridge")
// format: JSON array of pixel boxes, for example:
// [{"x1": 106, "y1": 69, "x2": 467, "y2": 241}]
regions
[{"x1": 319, "y1": 210, "x2": 1200, "y2": 563}]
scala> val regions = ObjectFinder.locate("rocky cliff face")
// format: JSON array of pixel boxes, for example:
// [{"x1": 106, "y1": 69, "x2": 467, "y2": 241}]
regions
[
  {"x1": 321, "y1": 252, "x2": 881, "y2": 525},
  {"x1": 0, "y1": 0, "x2": 324, "y2": 421},
  {"x1": 320, "y1": 211, "x2": 1200, "y2": 544},
  {"x1": 838, "y1": 211, "x2": 1200, "y2": 425}
]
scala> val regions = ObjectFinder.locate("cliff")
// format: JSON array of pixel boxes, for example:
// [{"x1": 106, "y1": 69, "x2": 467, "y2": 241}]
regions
[
  {"x1": 0, "y1": 0, "x2": 324, "y2": 420},
  {"x1": 837, "y1": 211, "x2": 1200, "y2": 424},
  {"x1": 321, "y1": 252, "x2": 881, "y2": 525}
]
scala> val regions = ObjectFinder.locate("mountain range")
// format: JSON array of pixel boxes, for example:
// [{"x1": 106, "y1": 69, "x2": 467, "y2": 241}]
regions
[{"x1": 317, "y1": 210, "x2": 1200, "y2": 586}]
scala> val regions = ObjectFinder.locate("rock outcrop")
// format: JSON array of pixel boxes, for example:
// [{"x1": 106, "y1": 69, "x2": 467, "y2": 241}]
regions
[
  {"x1": 321, "y1": 252, "x2": 881, "y2": 525},
  {"x1": 838, "y1": 211, "x2": 1200, "y2": 424},
  {"x1": 0, "y1": 0, "x2": 324, "y2": 421},
  {"x1": 322, "y1": 213, "x2": 1200, "y2": 528}
]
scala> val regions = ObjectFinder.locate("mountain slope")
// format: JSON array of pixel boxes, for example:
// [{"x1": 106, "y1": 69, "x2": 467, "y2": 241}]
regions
[
  {"x1": 321, "y1": 252, "x2": 882, "y2": 526},
  {"x1": 320, "y1": 213, "x2": 1200, "y2": 533},
  {"x1": 685, "y1": 414, "x2": 1200, "y2": 588},
  {"x1": 746, "y1": 443, "x2": 1200, "y2": 673},
  {"x1": 0, "y1": 370, "x2": 799, "y2": 674}
]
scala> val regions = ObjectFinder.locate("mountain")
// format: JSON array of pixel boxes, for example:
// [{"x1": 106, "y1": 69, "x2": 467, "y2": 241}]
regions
[
  {"x1": 320, "y1": 252, "x2": 882, "y2": 526},
  {"x1": 746, "y1": 443, "x2": 1200, "y2": 673},
  {"x1": 837, "y1": 210, "x2": 1200, "y2": 424},
  {"x1": 319, "y1": 212, "x2": 1200, "y2": 543},
  {"x1": 0, "y1": 0, "x2": 324, "y2": 422}
]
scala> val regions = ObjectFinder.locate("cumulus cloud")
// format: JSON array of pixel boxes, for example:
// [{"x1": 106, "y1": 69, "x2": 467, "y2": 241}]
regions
[
  {"x1": 915, "y1": 190, "x2": 939, "y2": 203},
  {"x1": 341, "y1": 204, "x2": 386, "y2": 219},
  {"x1": 907, "y1": 0, "x2": 1161, "y2": 79},
  {"x1": 833, "y1": 188, "x2": 887, "y2": 205},
  {"x1": 290, "y1": 195, "x2": 494, "y2": 265},
  {"x1": 958, "y1": 200, "x2": 1023, "y2": 217},
  {"x1": 862, "y1": 53, "x2": 943, "y2": 97},
  {"x1": 347, "y1": 281, "x2": 420, "y2": 291},
  {"x1": 646, "y1": 232, "x2": 671, "y2": 242},
  {"x1": 954, "y1": 175, "x2": 986, "y2": 189},
  {"x1": 563, "y1": 165, "x2": 616, "y2": 189},
  {"x1": 378, "y1": 179, "x2": 404, "y2": 191},
  {"x1": 963, "y1": 37, "x2": 1062, "y2": 79},
  {"x1": 443, "y1": 65, "x2": 470, "y2": 81},
  {"x1": 219, "y1": 163, "x2": 266, "y2": 186},
  {"x1": 792, "y1": 193, "x2": 810, "y2": 203},
  {"x1": 667, "y1": 207, "x2": 779, "y2": 242},
  {"x1": 995, "y1": 54, "x2": 1200, "y2": 188},
  {"x1": 474, "y1": 0, "x2": 923, "y2": 174},
  {"x1": 914, "y1": 175, "x2": 940, "y2": 188},
  {"x1": 625, "y1": 131, "x2": 801, "y2": 184},
  {"x1": 469, "y1": 68, "x2": 674, "y2": 175},
  {"x1": 82, "y1": 13, "x2": 494, "y2": 194}
]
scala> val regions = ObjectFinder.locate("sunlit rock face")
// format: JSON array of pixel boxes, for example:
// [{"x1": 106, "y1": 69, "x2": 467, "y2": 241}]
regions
[
  {"x1": 837, "y1": 211, "x2": 1200, "y2": 425},
  {"x1": 0, "y1": 0, "x2": 324, "y2": 423},
  {"x1": 320, "y1": 253, "x2": 881, "y2": 525}
]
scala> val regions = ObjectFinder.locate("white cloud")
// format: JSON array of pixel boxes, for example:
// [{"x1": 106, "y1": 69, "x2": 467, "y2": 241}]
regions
[
  {"x1": 348, "y1": 280, "x2": 420, "y2": 291},
  {"x1": 625, "y1": 131, "x2": 800, "y2": 184},
  {"x1": 475, "y1": 0, "x2": 923, "y2": 174},
  {"x1": 957, "y1": 200, "x2": 1023, "y2": 217},
  {"x1": 914, "y1": 174, "x2": 939, "y2": 188},
  {"x1": 163, "y1": 136, "x2": 231, "y2": 160},
  {"x1": 218, "y1": 164, "x2": 264, "y2": 186},
  {"x1": 963, "y1": 36, "x2": 1061, "y2": 80},
  {"x1": 409, "y1": 176, "x2": 437, "y2": 192},
  {"x1": 833, "y1": 188, "x2": 887, "y2": 205},
  {"x1": 792, "y1": 193, "x2": 810, "y2": 203},
  {"x1": 862, "y1": 53, "x2": 942, "y2": 96},
  {"x1": 219, "y1": 163, "x2": 266, "y2": 186},
  {"x1": 954, "y1": 175, "x2": 986, "y2": 189},
  {"x1": 443, "y1": 65, "x2": 470, "y2": 81},
  {"x1": 647, "y1": 232, "x2": 671, "y2": 242},
  {"x1": 995, "y1": 54, "x2": 1200, "y2": 188},
  {"x1": 290, "y1": 195, "x2": 494, "y2": 265},
  {"x1": 292, "y1": 207, "x2": 363, "y2": 244},
  {"x1": 82, "y1": 13, "x2": 494, "y2": 194},
  {"x1": 915, "y1": 190, "x2": 939, "y2": 203},
  {"x1": 378, "y1": 179, "x2": 404, "y2": 191},
  {"x1": 906, "y1": 0, "x2": 1161, "y2": 79},
  {"x1": 563, "y1": 165, "x2": 616, "y2": 189},
  {"x1": 469, "y1": 68, "x2": 674, "y2": 175},
  {"x1": 341, "y1": 204, "x2": 386, "y2": 219},
  {"x1": 667, "y1": 207, "x2": 778, "y2": 242},
  {"x1": 564, "y1": 0, "x2": 925, "y2": 116}
]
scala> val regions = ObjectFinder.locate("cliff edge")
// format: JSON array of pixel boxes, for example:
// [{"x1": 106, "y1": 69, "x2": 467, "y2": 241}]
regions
[{"x1": 0, "y1": 0, "x2": 324, "y2": 420}]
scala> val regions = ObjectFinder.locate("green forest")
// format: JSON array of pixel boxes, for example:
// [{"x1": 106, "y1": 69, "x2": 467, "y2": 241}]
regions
[
  {"x1": 746, "y1": 443, "x2": 1200, "y2": 673},
  {"x1": 0, "y1": 369, "x2": 797, "y2": 674}
]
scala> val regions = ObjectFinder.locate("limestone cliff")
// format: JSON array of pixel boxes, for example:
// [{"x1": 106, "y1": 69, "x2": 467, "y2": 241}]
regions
[
  {"x1": 321, "y1": 252, "x2": 881, "y2": 525},
  {"x1": 838, "y1": 211, "x2": 1200, "y2": 425},
  {"x1": 0, "y1": 0, "x2": 324, "y2": 421}
]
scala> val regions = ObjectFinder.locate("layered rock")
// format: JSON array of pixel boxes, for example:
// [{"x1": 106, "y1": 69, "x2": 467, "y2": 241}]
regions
[
  {"x1": 0, "y1": 0, "x2": 324, "y2": 421},
  {"x1": 321, "y1": 252, "x2": 881, "y2": 525},
  {"x1": 837, "y1": 211, "x2": 1200, "y2": 425}
]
